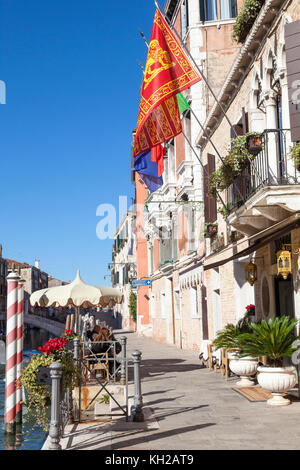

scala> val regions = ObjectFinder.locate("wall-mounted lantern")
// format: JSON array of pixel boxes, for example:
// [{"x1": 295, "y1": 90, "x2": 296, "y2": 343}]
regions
[
  {"x1": 276, "y1": 244, "x2": 300, "y2": 280},
  {"x1": 276, "y1": 246, "x2": 292, "y2": 280},
  {"x1": 245, "y1": 257, "x2": 257, "y2": 286}
]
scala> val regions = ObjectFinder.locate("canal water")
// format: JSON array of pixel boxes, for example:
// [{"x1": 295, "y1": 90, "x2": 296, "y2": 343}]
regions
[{"x1": 0, "y1": 327, "x2": 54, "y2": 450}]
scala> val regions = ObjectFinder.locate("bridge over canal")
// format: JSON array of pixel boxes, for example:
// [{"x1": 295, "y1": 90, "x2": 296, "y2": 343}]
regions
[{"x1": 0, "y1": 313, "x2": 65, "y2": 337}]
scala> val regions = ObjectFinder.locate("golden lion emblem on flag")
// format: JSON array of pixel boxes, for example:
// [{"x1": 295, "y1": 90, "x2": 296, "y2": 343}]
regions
[{"x1": 143, "y1": 39, "x2": 175, "y2": 89}]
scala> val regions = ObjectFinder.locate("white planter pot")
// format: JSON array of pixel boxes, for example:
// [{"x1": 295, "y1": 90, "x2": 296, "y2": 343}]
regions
[
  {"x1": 229, "y1": 355, "x2": 258, "y2": 387},
  {"x1": 227, "y1": 351, "x2": 239, "y2": 360},
  {"x1": 257, "y1": 366, "x2": 297, "y2": 406}
]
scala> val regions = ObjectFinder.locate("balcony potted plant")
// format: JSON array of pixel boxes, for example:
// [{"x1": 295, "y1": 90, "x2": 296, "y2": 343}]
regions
[
  {"x1": 209, "y1": 133, "x2": 260, "y2": 199},
  {"x1": 246, "y1": 133, "x2": 263, "y2": 156},
  {"x1": 238, "y1": 316, "x2": 299, "y2": 406},
  {"x1": 289, "y1": 142, "x2": 300, "y2": 172},
  {"x1": 204, "y1": 222, "x2": 218, "y2": 238},
  {"x1": 213, "y1": 313, "x2": 259, "y2": 387},
  {"x1": 20, "y1": 329, "x2": 78, "y2": 430},
  {"x1": 232, "y1": 0, "x2": 264, "y2": 43}
]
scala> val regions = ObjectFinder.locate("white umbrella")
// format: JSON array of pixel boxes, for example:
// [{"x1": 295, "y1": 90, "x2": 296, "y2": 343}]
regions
[{"x1": 30, "y1": 270, "x2": 123, "y2": 333}]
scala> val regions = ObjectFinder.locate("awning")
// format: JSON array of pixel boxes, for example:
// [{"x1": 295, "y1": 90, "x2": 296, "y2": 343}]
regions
[
  {"x1": 203, "y1": 214, "x2": 300, "y2": 271},
  {"x1": 179, "y1": 266, "x2": 203, "y2": 289}
]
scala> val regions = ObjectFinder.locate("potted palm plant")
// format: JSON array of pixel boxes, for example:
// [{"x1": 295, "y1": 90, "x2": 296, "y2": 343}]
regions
[
  {"x1": 238, "y1": 316, "x2": 299, "y2": 406},
  {"x1": 214, "y1": 313, "x2": 259, "y2": 387}
]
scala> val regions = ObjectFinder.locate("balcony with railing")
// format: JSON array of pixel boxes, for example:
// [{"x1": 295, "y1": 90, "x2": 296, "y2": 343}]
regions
[{"x1": 225, "y1": 129, "x2": 300, "y2": 236}]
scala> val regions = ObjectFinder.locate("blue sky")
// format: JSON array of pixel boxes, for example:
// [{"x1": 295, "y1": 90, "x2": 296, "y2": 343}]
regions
[{"x1": 0, "y1": 0, "x2": 156, "y2": 285}]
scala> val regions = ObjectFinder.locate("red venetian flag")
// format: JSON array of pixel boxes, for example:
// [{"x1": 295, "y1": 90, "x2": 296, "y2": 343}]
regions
[{"x1": 133, "y1": 8, "x2": 201, "y2": 158}]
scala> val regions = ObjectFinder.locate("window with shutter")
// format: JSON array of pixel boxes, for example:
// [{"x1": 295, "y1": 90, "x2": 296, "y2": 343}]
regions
[
  {"x1": 203, "y1": 154, "x2": 217, "y2": 223},
  {"x1": 181, "y1": 0, "x2": 189, "y2": 37},
  {"x1": 200, "y1": 0, "x2": 237, "y2": 22},
  {"x1": 285, "y1": 20, "x2": 300, "y2": 142}
]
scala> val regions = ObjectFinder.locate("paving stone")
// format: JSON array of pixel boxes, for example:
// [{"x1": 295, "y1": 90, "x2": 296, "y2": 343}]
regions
[{"x1": 48, "y1": 331, "x2": 300, "y2": 451}]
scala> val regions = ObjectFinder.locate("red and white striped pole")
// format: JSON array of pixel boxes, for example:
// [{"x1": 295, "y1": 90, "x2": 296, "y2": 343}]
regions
[
  {"x1": 16, "y1": 278, "x2": 25, "y2": 426},
  {"x1": 5, "y1": 271, "x2": 20, "y2": 434}
]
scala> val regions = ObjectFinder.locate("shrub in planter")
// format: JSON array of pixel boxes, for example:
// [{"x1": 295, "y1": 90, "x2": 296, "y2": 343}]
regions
[
  {"x1": 20, "y1": 330, "x2": 79, "y2": 430},
  {"x1": 289, "y1": 142, "x2": 300, "y2": 171},
  {"x1": 232, "y1": 0, "x2": 264, "y2": 43},
  {"x1": 213, "y1": 313, "x2": 253, "y2": 351},
  {"x1": 238, "y1": 316, "x2": 300, "y2": 405},
  {"x1": 209, "y1": 133, "x2": 261, "y2": 198},
  {"x1": 214, "y1": 312, "x2": 259, "y2": 387}
]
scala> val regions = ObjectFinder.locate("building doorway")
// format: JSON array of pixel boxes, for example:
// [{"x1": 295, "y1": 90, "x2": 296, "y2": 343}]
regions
[{"x1": 274, "y1": 275, "x2": 294, "y2": 319}]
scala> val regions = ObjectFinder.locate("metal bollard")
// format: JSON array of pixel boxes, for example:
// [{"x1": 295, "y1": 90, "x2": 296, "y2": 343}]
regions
[
  {"x1": 49, "y1": 362, "x2": 63, "y2": 450},
  {"x1": 131, "y1": 350, "x2": 144, "y2": 422},
  {"x1": 120, "y1": 336, "x2": 127, "y2": 386},
  {"x1": 73, "y1": 337, "x2": 80, "y2": 362},
  {"x1": 73, "y1": 337, "x2": 80, "y2": 422}
]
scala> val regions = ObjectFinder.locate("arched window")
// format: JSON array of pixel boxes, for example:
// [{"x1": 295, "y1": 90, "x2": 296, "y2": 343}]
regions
[{"x1": 200, "y1": 0, "x2": 237, "y2": 22}]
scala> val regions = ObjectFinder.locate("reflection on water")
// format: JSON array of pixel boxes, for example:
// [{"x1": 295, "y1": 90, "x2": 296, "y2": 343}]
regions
[{"x1": 0, "y1": 327, "x2": 54, "y2": 450}]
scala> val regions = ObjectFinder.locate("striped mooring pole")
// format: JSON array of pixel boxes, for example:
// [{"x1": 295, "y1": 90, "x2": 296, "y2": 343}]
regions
[
  {"x1": 5, "y1": 271, "x2": 20, "y2": 434},
  {"x1": 16, "y1": 278, "x2": 25, "y2": 426}
]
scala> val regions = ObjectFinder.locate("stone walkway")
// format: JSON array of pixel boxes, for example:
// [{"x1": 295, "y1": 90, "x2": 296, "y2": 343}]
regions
[{"x1": 47, "y1": 330, "x2": 300, "y2": 450}]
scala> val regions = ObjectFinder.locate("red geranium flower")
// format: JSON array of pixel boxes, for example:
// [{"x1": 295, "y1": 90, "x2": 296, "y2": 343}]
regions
[{"x1": 246, "y1": 304, "x2": 255, "y2": 311}]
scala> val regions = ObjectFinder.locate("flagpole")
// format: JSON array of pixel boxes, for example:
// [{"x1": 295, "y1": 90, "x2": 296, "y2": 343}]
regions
[
  {"x1": 153, "y1": 0, "x2": 264, "y2": 186},
  {"x1": 138, "y1": 28, "x2": 244, "y2": 208},
  {"x1": 154, "y1": 0, "x2": 237, "y2": 136}
]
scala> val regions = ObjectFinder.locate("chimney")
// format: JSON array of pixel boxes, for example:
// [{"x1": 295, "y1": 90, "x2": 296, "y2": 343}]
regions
[{"x1": 35, "y1": 259, "x2": 40, "y2": 269}]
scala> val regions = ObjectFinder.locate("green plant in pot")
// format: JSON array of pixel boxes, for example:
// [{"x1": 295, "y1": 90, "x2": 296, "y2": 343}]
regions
[
  {"x1": 209, "y1": 132, "x2": 261, "y2": 200},
  {"x1": 20, "y1": 329, "x2": 79, "y2": 430},
  {"x1": 289, "y1": 142, "x2": 300, "y2": 171},
  {"x1": 213, "y1": 320, "x2": 250, "y2": 351},
  {"x1": 238, "y1": 316, "x2": 300, "y2": 405},
  {"x1": 232, "y1": 0, "x2": 264, "y2": 43},
  {"x1": 213, "y1": 311, "x2": 259, "y2": 387}
]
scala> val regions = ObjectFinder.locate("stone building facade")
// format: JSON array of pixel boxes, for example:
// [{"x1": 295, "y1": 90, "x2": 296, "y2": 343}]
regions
[
  {"x1": 197, "y1": 0, "x2": 300, "y2": 337},
  {"x1": 6, "y1": 258, "x2": 48, "y2": 316},
  {"x1": 111, "y1": 209, "x2": 137, "y2": 331},
  {"x1": 133, "y1": 0, "x2": 244, "y2": 351}
]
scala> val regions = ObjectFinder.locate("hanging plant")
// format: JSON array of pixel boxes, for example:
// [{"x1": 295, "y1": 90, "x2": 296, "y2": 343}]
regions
[
  {"x1": 289, "y1": 142, "x2": 300, "y2": 171},
  {"x1": 217, "y1": 203, "x2": 234, "y2": 219},
  {"x1": 209, "y1": 132, "x2": 262, "y2": 199},
  {"x1": 232, "y1": 0, "x2": 264, "y2": 43},
  {"x1": 20, "y1": 330, "x2": 79, "y2": 431}
]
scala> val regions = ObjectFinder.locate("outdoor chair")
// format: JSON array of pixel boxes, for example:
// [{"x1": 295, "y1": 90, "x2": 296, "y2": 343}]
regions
[
  {"x1": 82, "y1": 351, "x2": 110, "y2": 382},
  {"x1": 220, "y1": 348, "x2": 240, "y2": 380}
]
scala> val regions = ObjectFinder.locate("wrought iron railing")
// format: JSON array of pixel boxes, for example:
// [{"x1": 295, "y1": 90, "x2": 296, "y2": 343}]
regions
[
  {"x1": 225, "y1": 129, "x2": 300, "y2": 214},
  {"x1": 46, "y1": 337, "x2": 145, "y2": 450}
]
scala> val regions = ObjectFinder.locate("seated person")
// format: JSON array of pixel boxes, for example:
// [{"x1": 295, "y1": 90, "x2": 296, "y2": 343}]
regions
[{"x1": 88, "y1": 326, "x2": 122, "y2": 377}]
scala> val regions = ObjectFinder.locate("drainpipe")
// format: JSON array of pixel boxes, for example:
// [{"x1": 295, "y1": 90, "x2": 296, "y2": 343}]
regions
[{"x1": 170, "y1": 278, "x2": 176, "y2": 345}]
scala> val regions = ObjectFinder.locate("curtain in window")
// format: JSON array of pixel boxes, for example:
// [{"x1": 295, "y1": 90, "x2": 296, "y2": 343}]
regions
[
  {"x1": 207, "y1": 0, "x2": 218, "y2": 21},
  {"x1": 220, "y1": 0, "x2": 230, "y2": 19},
  {"x1": 230, "y1": 0, "x2": 237, "y2": 17}
]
